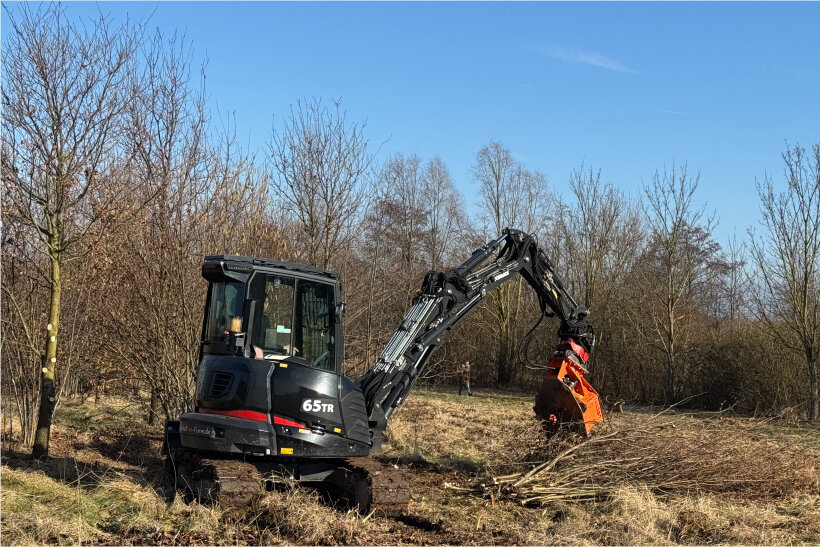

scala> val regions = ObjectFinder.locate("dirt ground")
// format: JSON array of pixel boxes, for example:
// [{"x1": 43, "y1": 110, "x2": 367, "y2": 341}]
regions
[{"x1": 2, "y1": 389, "x2": 819, "y2": 545}]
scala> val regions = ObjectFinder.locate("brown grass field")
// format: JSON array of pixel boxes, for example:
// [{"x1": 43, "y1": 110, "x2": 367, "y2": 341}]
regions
[{"x1": 2, "y1": 389, "x2": 820, "y2": 546}]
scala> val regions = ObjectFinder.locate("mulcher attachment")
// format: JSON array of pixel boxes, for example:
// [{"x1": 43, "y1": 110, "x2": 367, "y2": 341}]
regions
[{"x1": 534, "y1": 339, "x2": 603, "y2": 436}]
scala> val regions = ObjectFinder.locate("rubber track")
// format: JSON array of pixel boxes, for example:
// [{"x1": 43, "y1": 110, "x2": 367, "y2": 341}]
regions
[
  {"x1": 167, "y1": 450, "x2": 408, "y2": 514},
  {"x1": 197, "y1": 457, "x2": 265, "y2": 507},
  {"x1": 168, "y1": 449, "x2": 264, "y2": 507},
  {"x1": 342, "y1": 457, "x2": 410, "y2": 516}
]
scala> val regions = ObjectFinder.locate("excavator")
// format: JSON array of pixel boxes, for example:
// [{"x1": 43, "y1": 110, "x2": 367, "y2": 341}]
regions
[{"x1": 163, "y1": 228, "x2": 603, "y2": 513}]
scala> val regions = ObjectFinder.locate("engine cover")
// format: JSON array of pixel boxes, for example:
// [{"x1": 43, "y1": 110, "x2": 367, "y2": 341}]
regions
[{"x1": 182, "y1": 355, "x2": 371, "y2": 458}]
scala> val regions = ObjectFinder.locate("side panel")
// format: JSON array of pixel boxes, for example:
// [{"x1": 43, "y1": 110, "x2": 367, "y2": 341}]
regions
[
  {"x1": 179, "y1": 412, "x2": 276, "y2": 455},
  {"x1": 183, "y1": 354, "x2": 276, "y2": 455},
  {"x1": 269, "y1": 357, "x2": 370, "y2": 457},
  {"x1": 270, "y1": 357, "x2": 343, "y2": 429},
  {"x1": 196, "y1": 355, "x2": 272, "y2": 415},
  {"x1": 339, "y1": 376, "x2": 370, "y2": 445}
]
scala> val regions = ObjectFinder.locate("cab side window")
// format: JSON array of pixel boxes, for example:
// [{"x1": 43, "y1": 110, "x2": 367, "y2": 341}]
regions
[
  {"x1": 295, "y1": 280, "x2": 335, "y2": 372},
  {"x1": 250, "y1": 274, "x2": 296, "y2": 357}
]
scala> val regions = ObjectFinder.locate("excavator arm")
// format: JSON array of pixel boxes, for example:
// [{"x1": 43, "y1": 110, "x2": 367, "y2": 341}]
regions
[{"x1": 359, "y1": 228, "x2": 603, "y2": 449}]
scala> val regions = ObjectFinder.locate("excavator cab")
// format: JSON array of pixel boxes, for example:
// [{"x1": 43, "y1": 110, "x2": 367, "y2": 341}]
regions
[
  {"x1": 175, "y1": 256, "x2": 372, "y2": 460},
  {"x1": 199, "y1": 256, "x2": 341, "y2": 368}
]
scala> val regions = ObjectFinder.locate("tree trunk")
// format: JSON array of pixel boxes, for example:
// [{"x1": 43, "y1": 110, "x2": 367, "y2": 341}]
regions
[
  {"x1": 495, "y1": 301, "x2": 510, "y2": 387},
  {"x1": 494, "y1": 285, "x2": 515, "y2": 387},
  {"x1": 32, "y1": 250, "x2": 61, "y2": 459},
  {"x1": 496, "y1": 336, "x2": 510, "y2": 386},
  {"x1": 148, "y1": 387, "x2": 160, "y2": 425},
  {"x1": 664, "y1": 306, "x2": 676, "y2": 404},
  {"x1": 808, "y1": 356, "x2": 818, "y2": 421},
  {"x1": 665, "y1": 354, "x2": 676, "y2": 404}
]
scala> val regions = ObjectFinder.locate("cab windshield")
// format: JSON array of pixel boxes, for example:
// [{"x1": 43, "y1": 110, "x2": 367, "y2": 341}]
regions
[{"x1": 249, "y1": 273, "x2": 335, "y2": 371}]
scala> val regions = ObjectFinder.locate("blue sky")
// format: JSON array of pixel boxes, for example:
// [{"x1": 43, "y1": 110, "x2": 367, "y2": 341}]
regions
[{"x1": 3, "y1": 2, "x2": 819, "y2": 245}]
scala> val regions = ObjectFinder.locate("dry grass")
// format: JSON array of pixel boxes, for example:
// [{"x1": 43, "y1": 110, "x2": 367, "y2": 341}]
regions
[
  {"x1": 2, "y1": 391, "x2": 820, "y2": 545},
  {"x1": 487, "y1": 411, "x2": 820, "y2": 506},
  {"x1": 526, "y1": 486, "x2": 820, "y2": 546},
  {"x1": 382, "y1": 389, "x2": 820, "y2": 545},
  {"x1": 0, "y1": 462, "x2": 375, "y2": 545},
  {"x1": 382, "y1": 388, "x2": 543, "y2": 472},
  {"x1": 256, "y1": 486, "x2": 369, "y2": 544}
]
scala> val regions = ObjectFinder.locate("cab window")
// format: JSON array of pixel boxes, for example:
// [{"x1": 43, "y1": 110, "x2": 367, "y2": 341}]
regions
[
  {"x1": 295, "y1": 280, "x2": 335, "y2": 371},
  {"x1": 250, "y1": 274, "x2": 296, "y2": 358},
  {"x1": 205, "y1": 282, "x2": 244, "y2": 342},
  {"x1": 248, "y1": 273, "x2": 335, "y2": 371}
]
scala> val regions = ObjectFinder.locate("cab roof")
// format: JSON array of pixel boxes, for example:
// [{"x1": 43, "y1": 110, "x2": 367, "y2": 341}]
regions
[{"x1": 204, "y1": 255, "x2": 338, "y2": 280}]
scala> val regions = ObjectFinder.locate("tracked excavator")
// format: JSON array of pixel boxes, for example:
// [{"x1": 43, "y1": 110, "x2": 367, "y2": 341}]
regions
[{"x1": 163, "y1": 228, "x2": 603, "y2": 513}]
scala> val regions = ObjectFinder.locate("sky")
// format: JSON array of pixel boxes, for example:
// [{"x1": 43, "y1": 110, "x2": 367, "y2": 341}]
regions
[{"x1": 2, "y1": 1, "x2": 819, "y2": 246}]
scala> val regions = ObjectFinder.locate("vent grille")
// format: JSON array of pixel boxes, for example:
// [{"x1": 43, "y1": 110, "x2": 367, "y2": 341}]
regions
[{"x1": 208, "y1": 372, "x2": 233, "y2": 399}]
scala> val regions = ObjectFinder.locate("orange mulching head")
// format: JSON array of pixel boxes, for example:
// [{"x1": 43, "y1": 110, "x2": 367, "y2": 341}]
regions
[{"x1": 533, "y1": 356, "x2": 604, "y2": 436}]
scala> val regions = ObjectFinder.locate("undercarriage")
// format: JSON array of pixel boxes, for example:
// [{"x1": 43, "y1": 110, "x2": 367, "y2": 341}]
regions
[{"x1": 163, "y1": 423, "x2": 409, "y2": 515}]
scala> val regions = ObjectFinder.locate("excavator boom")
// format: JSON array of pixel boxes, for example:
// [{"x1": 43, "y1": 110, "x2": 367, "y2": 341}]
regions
[{"x1": 359, "y1": 228, "x2": 603, "y2": 443}]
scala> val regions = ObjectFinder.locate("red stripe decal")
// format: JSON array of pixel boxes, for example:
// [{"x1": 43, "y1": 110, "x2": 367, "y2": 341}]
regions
[
  {"x1": 199, "y1": 408, "x2": 269, "y2": 422},
  {"x1": 273, "y1": 416, "x2": 306, "y2": 428}
]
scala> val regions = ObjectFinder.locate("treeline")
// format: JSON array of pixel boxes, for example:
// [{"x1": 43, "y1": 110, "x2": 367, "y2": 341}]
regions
[{"x1": 2, "y1": 5, "x2": 819, "y2": 457}]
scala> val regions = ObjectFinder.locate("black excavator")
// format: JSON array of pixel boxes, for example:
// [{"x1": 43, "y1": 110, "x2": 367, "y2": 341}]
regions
[{"x1": 163, "y1": 228, "x2": 603, "y2": 513}]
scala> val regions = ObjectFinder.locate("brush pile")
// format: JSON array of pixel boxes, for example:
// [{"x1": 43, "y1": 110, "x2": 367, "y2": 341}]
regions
[{"x1": 467, "y1": 412, "x2": 820, "y2": 507}]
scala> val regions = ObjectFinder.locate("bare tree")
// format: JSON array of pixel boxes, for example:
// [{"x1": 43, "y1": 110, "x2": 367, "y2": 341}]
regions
[
  {"x1": 749, "y1": 143, "x2": 820, "y2": 420},
  {"x1": 556, "y1": 166, "x2": 644, "y2": 391},
  {"x1": 377, "y1": 154, "x2": 426, "y2": 307},
  {"x1": 1, "y1": 4, "x2": 140, "y2": 457},
  {"x1": 475, "y1": 142, "x2": 550, "y2": 236},
  {"x1": 641, "y1": 164, "x2": 719, "y2": 403},
  {"x1": 100, "y1": 29, "x2": 289, "y2": 422},
  {"x1": 475, "y1": 142, "x2": 515, "y2": 235},
  {"x1": 421, "y1": 156, "x2": 462, "y2": 271},
  {"x1": 559, "y1": 166, "x2": 641, "y2": 309},
  {"x1": 268, "y1": 98, "x2": 370, "y2": 269},
  {"x1": 718, "y1": 236, "x2": 748, "y2": 323},
  {"x1": 351, "y1": 179, "x2": 394, "y2": 376},
  {"x1": 0, "y1": 233, "x2": 46, "y2": 445},
  {"x1": 473, "y1": 141, "x2": 552, "y2": 385},
  {"x1": 343, "y1": 153, "x2": 465, "y2": 382},
  {"x1": 102, "y1": 29, "x2": 210, "y2": 423}
]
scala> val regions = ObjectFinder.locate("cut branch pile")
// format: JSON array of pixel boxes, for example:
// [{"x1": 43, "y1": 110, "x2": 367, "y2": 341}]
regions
[{"x1": 455, "y1": 413, "x2": 820, "y2": 507}]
